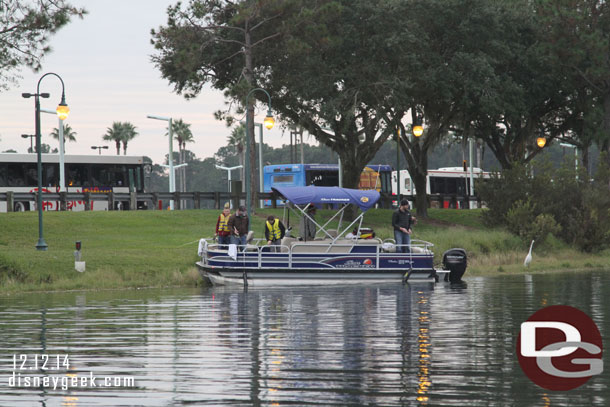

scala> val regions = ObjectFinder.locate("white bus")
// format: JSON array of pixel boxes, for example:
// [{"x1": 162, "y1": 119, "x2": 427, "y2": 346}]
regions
[
  {"x1": 391, "y1": 167, "x2": 491, "y2": 208},
  {"x1": 0, "y1": 153, "x2": 148, "y2": 212}
]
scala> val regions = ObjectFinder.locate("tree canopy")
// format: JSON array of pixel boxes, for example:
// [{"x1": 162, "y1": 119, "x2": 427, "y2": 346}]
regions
[{"x1": 0, "y1": 0, "x2": 85, "y2": 90}]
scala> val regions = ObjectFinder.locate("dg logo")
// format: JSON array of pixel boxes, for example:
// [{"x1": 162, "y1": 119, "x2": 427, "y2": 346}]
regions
[{"x1": 517, "y1": 305, "x2": 604, "y2": 391}]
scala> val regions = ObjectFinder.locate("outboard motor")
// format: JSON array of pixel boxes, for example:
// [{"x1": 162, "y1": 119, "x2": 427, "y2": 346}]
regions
[{"x1": 442, "y1": 248, "x2": 467, "y2": 283}]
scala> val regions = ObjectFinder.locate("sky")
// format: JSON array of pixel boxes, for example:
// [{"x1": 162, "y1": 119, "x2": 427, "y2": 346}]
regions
[{"x1": 0, "y1": 0, "x2": 289, "y2": 164}]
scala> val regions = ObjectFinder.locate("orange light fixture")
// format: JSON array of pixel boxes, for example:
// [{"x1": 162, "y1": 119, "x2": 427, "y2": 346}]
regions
[
  {"x1": 264, "y1": 111, "x2": 275, "y2": 130},
  {"x1": 413, "y1": 124, "x2": 424, "y2": 137},
  {"x1": 536, "y1": 137, "x2": 546, "y2": 148}
]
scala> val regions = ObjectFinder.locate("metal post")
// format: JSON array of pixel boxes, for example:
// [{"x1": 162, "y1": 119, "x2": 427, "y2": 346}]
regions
[
  {"x1": 23, "y1": 72, "x2": 68, "y2": 250},
  {"x1": 396, "y1": 128, "x2": 400, "y2": 199},
  {"x1": 168, "y1": 118, "x2": 174, "y2": 210},
  {"x1": 35, "y1": 95, "x2": 47, "y2": 250},
  {"x1": 257, "y1": 123, "x2": 264, "y2": 208},
  {"x1": 469, "y1": 138, "x2": 475, "y2": 209},
  {"x1": 147, "y1": 115, "x2": 182, "y2": 210},
  {"x1": 215, "y1": 165, "x2": 242, "y2": 209},
  {"x1": 42, "y1": 108, "x2": 65, "y2": 192}
]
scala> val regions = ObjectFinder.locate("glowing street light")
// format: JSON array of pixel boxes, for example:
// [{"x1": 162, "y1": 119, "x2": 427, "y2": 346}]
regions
[
  {"x1": 22, "y1": 72, "x2": 69, "y2": 251},
  {"x1": 536, "y1": 137, "x2": 547, "y2": 148}
]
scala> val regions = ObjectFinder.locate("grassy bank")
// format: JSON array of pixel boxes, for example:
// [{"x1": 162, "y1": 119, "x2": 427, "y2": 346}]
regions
[{"x1": 1, "y1": 208, "x2": 608, "y2": 293}]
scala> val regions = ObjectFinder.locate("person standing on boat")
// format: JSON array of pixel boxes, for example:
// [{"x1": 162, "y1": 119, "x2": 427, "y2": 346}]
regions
[
  {"x1": 264, "y1": 215, "x2": 286, "y2": 252},
  {"x1": 299, "y1": 204, "x2": 317, "y2": 241},
  {"x1": 228, "y1": 205, "x2": 249, "y2": 251},
  {"x1": 392, "y1": 199, "x2": 414, "y2": 253},
  {"x1": 214, "y1": 202, "x2": 232, "y2": 250}
]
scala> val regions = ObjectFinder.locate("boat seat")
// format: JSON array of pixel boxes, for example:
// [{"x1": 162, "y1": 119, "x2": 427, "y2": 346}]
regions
[{"x1": 326, "y1": 229, "x2": 338, "y2": 238}]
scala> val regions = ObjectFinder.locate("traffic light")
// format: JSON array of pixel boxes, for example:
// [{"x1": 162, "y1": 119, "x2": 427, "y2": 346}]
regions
[{"x1": 463, "y1": 160, "x2": 467, "y2": 172}]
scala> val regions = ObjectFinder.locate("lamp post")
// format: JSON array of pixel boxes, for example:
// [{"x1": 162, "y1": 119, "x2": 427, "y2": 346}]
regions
[
  {"x1": 21, "y1": 134, "x2": 35, "y2": 152},
  {"x1": 22, "y1": 72, "x2": 69, "y2": 251},
  {"x1": 244, "y1": 88, "x2": 274, "y2": 226},
  {"x1": 91, "y1": 145, "x2": 109, "y2": 155},
  {"x1": 41, "y1": 108, "x2": 66, "y2": 192},
  {"x1": 215, "y1": 164, "x2": 243, "y2": 209},
  {"x1": 147, "y1": 115, "x2": 187, "y2": 210}
]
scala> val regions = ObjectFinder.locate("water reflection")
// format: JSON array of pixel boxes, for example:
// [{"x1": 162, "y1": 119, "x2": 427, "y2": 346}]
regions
[{"x1": 0, "y1": 271, "x2": 608, "y2": 406}]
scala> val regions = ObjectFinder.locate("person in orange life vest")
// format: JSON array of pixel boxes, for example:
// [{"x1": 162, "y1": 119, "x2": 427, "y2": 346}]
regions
[
  {"x1": 215, "y1": 202, "x2": 232, "y2": 249},
  {"x1": 264, "y1": 215, "x2": 286, "y2": 252}
]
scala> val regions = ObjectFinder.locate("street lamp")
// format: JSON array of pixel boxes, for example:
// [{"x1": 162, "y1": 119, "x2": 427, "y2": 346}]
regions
[
  {"x1": 245, "y1": 88, "x2": 274, "y2": 226},
  {"x1": 41, "y1": 108, "x2": 66, "y2": 192},
  {"x1": 536, "y1": 137, "x2": 547, "y2": 148},
  {"x1": 22, "y1": 72, "x2": 69, "y2": 251},
  {"x1": 91, "y1": 145, "x2": 109, "y2": 155},
  {"x1": 146, "y1": 115, "x2": 187, "y2": 210},
  {"x1": 215, "y1": 164, "x2": 243, "y2": 209},
  {"x1": 21, "y1": 134, "x2": 35, "y2": 152}
]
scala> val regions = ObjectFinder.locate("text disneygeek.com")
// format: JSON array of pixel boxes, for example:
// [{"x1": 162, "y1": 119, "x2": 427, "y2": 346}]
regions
[{"x1": 8, "y1": 372, "x2": 136, "y2": 391}]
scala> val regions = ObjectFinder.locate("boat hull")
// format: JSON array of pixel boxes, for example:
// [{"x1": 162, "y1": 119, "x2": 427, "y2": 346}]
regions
[{"x1": 197, "y1": 262, "x2": 444, "y2": 286}]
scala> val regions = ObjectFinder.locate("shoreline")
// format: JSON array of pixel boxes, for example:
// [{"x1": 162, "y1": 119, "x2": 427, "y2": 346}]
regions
[{"x1": 1, "y1": 208, "x2": 608, "y2": 294}]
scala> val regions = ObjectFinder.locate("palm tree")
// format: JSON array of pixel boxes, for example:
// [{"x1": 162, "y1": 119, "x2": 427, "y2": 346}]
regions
[
  {"x1": 120, "y1": 122, "x2": 138, "y2": 155},
  {"x1": 227, "y1": 124, "x2": 246, "y2": 185},
  {"x1": 50, "y1": 124, "x2": 77, "y2": 148},
  {"x1": 103, "y1": 122, "x2": 125, "y2": 155},
  {"x1": 169, "y1": 119, "x2": 194, "y2": 193}
]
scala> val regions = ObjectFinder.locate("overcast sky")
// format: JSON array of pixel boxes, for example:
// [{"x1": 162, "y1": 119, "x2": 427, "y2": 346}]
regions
[{"x1": 0, "y1": 0, "x2": 288, "y2": 164}]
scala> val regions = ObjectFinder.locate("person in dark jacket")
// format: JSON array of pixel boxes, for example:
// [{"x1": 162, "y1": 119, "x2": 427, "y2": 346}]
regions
[
  {"x1": 392, "y1": 199, "x2": 415, "y2": 253},
  {"x1": 227, "y1": 205, "x2": 249, "y2": 250},
  {"x1": 264, "y1": 215, "x2": 286, "y2": 252}
]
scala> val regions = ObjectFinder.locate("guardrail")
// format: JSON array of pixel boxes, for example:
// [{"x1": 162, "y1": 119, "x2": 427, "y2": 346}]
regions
[{"x1": 0, "y1": 190, "x2": 482, "y2": 212}]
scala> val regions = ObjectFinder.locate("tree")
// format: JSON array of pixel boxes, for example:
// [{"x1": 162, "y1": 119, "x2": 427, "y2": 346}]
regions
[
  {"x1": 169, "y1": 118, "x2": 194, "y2": 192},
  {"x1": 120, "y1": 122, "x2": 138, "y2": 155},
  {"x1": 103, "y1": 122, "x2": 125, "y2": 155},
  {"x1": 0, "y1": 1, "x2": 86, "y2": 90},
  {"x1": 102, "y1": 122, "x2": 138, "y2": 155},
  {"x1": 536, "y1": 0, "x2": 610, "y2": 167},
  {"x1": 151, "y1": 0, "x2": 285, "y2": 211},
  {"x1": 50, "y1": 123, "x2": 77, "y2": 146}
]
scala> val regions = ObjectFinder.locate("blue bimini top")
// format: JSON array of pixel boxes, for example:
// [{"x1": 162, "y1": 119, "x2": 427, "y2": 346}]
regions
[{"x1": 271, "y1": 186, "x2": 380, "y2": 212}]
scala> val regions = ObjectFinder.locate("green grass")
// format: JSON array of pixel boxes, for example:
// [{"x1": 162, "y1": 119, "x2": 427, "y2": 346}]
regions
[{"x1": 1, "y1": 208, "x2": 608, "y2": 293}]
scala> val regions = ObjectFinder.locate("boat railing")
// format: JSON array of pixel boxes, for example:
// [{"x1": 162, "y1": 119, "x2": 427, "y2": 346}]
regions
[{"x1": 203, "y1": 238, "x2": 434, "y2": 270}]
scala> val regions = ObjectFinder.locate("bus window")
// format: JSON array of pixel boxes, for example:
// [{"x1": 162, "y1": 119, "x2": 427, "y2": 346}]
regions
[
  {"x1": 273, "y1": 174, "x2": 294, "y2": 184},
  {"x1": 306, "y1": 170, "x2": 338, "y2": 186},
  {"x1": 25, "y1": 164, "x2": 38, "y2": 186},
  {"x1": 7, "y1": 164, "x2": 25, "y2": 187},
  {"x1": 430, "y1": 177, "x2": 444, "y2": 194},
  {"x1": 66, "y1": 164, "x2": 89, "y2": 187},
  {"x1": 43, "y1": 164, "x2": 58, "y2": 187},
  {"x1": 0, "y1": 164, "x2": 6, "y2": 187}
]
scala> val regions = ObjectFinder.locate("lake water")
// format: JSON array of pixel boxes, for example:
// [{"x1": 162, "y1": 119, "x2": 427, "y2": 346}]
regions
[{"x1": 1, "y1": 271, "x2": 608, "y2": 406}]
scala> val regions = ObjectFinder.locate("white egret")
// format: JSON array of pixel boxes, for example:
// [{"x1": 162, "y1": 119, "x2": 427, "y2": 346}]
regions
[{"x1": 524, "y1": 240, "x2": 535, "y2": 267}]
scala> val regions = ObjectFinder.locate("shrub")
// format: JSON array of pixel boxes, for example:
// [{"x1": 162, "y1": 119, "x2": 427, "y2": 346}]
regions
[
  {"x1": 479, "y1": 157, "x2": 610, "y2": 252},
  {"x1": 506, "y1": 200, "x2": 561, "y2": 245}
]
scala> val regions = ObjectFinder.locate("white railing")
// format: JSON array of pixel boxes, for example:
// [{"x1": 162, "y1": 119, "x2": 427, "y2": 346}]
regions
[{"x1": 202, "y1": 237, "x2": 434, "y2": 270}]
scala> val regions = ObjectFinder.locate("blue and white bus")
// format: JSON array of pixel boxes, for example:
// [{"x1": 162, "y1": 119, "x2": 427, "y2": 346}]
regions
[{"x1": 263, "y1": 163, "x2": 392, "y2": 206}]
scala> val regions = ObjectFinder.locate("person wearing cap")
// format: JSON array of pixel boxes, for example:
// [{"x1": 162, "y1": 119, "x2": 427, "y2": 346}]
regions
[
  {"x1": 299, "y1": 204, "x2": 317, "y2": 241},
  {"x1": 215, "y1": 202, "x2": 232, "y2": 249},
  {"x1": 264, "y1": 215, "x2": 286, "y2": 252},
  {"x1": 227, "y1": 205, "x2": 249, "y2": 251},
  {"x1": 392, "y1": 199, "x2": 415, "y2": 253}
]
